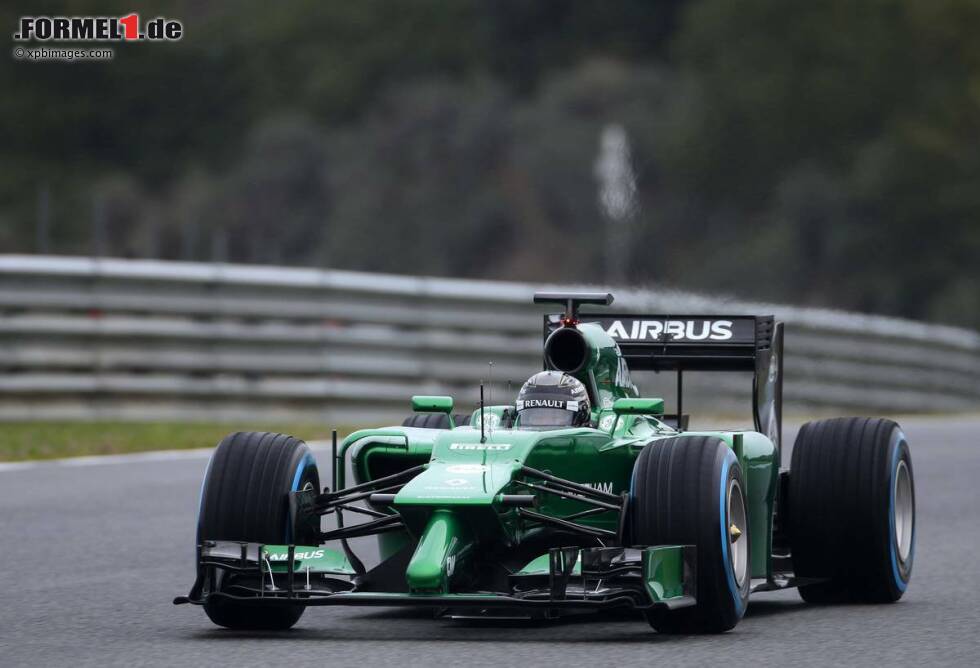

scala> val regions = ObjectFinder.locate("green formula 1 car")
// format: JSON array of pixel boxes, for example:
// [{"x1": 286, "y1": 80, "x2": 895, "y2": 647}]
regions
[{"x1": 175, "y1": 292, "x2": 916, "y2": 633}]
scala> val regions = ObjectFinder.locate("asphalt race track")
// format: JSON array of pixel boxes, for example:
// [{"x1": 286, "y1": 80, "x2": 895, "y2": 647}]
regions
[{"x1": 2, "y1": 416, "x2": 979, "y2": 667}]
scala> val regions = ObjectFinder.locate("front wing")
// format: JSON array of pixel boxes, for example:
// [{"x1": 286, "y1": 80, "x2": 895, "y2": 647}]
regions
[{"x1": 174, "y1": 542, "x2": 697, "y2": 613}]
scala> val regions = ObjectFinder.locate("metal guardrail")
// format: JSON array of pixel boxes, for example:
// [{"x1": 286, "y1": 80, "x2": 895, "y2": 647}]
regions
[{"x1": 0, "y1": 255, "x2": 976, "y2": 423}]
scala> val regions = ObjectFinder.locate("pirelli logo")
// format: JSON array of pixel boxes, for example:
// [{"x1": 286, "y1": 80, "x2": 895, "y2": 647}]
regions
[{"x1": 449, "y1": 443, "x2": 512, "y2": 451}]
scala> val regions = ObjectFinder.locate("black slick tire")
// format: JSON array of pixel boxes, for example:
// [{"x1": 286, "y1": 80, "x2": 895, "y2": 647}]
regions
[
  {"x1": 789, "y1": 417, "x2": 914, "y2": 603},
  {"x1": 401, "y1": 413, "x2": 453, "y2": 429},
  {"x1": 197, "y1": 431, "x2": 319, "y2": 630},
  {"x1": 631, "y1": 435, "x2": 751, "y2": 633}
]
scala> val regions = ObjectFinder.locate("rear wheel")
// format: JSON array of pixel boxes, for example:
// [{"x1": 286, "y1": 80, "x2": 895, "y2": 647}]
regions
[
  {"x1": 789, "y1": 418, "x2": 914, "y2": 603},
  {"x1": 401, "y1": 413, "x2": 453, "y2": 429},
  {"x1": 631, "y1": 436, "x2": 751, "y2": 633},
  {"x1": 198, "y1": 431, "x2": 319, "y2": 629}
]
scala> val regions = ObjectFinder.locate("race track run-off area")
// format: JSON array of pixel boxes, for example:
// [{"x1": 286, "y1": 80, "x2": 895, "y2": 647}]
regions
[{"x1": 1, "y1": 416, "x2": 979, "y2": 667}]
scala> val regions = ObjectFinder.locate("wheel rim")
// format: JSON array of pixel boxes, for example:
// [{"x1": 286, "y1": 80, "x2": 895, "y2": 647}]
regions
[
  {"x1": 894, "y1": 459, "x2": 913, "y2": 564},
  {"x1": 727, "y1": 478, "x2": 748, "y2": 588}
]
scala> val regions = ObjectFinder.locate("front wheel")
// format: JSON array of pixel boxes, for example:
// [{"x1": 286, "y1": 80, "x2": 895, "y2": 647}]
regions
[
  {"x1": 630, "y1": 436, "x2": 751, "y2": 633},
  {"x1": 197, "y1": 431, "x2": 320, "y2": 630}
]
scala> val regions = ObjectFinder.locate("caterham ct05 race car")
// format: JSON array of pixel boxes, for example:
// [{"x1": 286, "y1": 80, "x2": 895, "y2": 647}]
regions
[{"x1": 175, "y1": 292, "x2": 915, "y2": 633}]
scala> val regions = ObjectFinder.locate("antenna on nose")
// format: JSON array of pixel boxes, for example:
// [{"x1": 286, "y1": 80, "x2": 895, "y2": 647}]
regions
[
  {"x1": 479, "y1": 382, "x2": 486, "y2": 443},
  {"x1": 487, "y1": 361, "x2": 494, "y2": 421}
]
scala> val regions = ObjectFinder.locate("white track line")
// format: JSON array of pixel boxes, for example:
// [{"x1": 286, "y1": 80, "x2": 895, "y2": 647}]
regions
[{"x1": 0, "y1": 440, "x2": 334, "y2": 473}]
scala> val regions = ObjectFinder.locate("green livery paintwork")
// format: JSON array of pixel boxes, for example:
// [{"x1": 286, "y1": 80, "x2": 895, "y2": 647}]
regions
[
  {"x1": 260, "y1": 545, "x2": 355, "y2": 575},
  {"x1": 178, "y1": 293, "x2": 803, "y2": 627},
  {"x1": 517, "y1": 552, "x2": 582, "y2": 576},
  {"x1": 339, "y1": 319, "x2": 779, "y2": 596},
  {"x1": 351, "y1": 425, "x2": 775, "y2": 586},
  {"x1": 643, "y1": 546, "x2": 689, "y2": 602},
  {"x1": 405, "y1": 509, "x2": 472, "y2": 592},
  {"x1": 411, "y1": 395, "x2": 454, "y2": 414},
  {"x1": 612, "y1": 397, "x2": 665, "y2": 415}
]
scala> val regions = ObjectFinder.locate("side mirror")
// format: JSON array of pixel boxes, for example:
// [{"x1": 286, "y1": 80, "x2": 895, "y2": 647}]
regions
[
  {"x1": 612, "y1": 397, "x2": 665, "y2": 416},
  {"x1": 411, "y1": 395, "x2": 454, "y2": 414}
]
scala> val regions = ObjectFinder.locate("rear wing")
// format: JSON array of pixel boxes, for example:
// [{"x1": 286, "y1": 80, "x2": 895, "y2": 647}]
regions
[{"x1": 544, "y1": 313, "x2": 784, "y2": 453}]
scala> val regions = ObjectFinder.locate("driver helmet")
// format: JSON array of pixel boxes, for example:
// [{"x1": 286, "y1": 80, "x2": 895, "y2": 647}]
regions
[{"x1": 516, "y1": 371, "x2": 592, "y2": 429}]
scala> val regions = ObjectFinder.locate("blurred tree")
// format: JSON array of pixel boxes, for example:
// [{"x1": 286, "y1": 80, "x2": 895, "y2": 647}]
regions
[
  {"x1": 0, "y1": 0, "x2": 977, "y2": 328},
  {"x1": 655, "y1": 0, "x2": 980, "y2": 326},
  {"x1": 322, "y1": 79, "x2": 514, "y2": 276}
]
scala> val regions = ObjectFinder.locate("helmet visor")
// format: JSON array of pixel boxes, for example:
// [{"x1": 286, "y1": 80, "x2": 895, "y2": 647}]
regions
[{"x1": 518, "y1": 407, "x2": 576, "y2": 428}]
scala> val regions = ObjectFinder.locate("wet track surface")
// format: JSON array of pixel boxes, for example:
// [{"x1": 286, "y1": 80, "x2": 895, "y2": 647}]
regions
[{"x1": 2, "y1": 416, "x2": 979, "y2": 666}]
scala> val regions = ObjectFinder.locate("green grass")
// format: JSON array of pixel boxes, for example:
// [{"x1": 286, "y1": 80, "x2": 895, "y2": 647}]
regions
[{"x1": 0, "y1": 422, "x2": 353, "y2": 462}]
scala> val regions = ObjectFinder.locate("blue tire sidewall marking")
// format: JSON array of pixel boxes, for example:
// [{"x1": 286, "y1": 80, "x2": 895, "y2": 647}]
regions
[
  {"x1": 286, "y1": 451, "x2": 316, "y2": 543},
  {"x1": 888, "y1": 432, "x2": 913, "y2": 591},
  {"x1": 719, "y1": 450, "x2": 745, "y2": 615},
  {"x1": 291, "y1": 451, "x2": 315, "y2": 492}
]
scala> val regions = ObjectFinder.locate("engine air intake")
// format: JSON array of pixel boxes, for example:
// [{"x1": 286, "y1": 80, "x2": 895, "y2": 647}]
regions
[{"x1": 545, "y1": 326, "x2": 589, "y2": 373}]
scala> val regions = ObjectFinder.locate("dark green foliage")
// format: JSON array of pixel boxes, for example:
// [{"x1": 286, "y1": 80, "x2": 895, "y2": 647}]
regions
[{"x1": 2, "y1": 0, "x2": 977, "y2": 327}]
